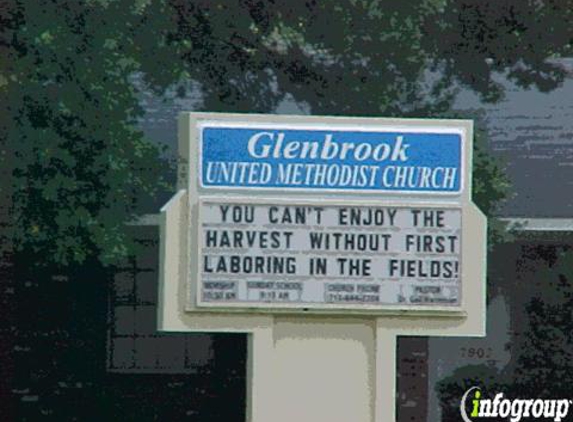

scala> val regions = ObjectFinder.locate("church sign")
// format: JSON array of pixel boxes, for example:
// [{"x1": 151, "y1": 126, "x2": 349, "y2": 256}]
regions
[
  {"x1": 185, "y1": 116, "x2": 475, "y2": 314},
  {"x1": 159, "y1": 113, "x2": 486, "y2": 422}
]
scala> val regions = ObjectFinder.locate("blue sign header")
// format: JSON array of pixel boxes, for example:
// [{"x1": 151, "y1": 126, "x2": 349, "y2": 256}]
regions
[{"x1": 200, "y1": 126, "x2": 462, "y2": 193}]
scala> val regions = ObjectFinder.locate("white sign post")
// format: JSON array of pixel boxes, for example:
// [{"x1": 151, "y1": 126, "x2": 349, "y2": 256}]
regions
[{"x1": 158, "y1": 112, "x2": 486, "y2": 422}]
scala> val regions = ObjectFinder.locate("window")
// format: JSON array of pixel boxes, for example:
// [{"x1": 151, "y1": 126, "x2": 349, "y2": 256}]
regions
[{"x1": 107, "y1": 245, "x2": 213, "y2": 374}]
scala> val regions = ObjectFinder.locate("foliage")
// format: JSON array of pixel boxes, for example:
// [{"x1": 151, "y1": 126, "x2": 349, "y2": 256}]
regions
[
  {"x1": 1, "y1": 0, "x2": 170, "y2": 266},
  {"x1": 437, "y1": 251, "x2": 573, "y2": 419},
  {"x1": 436, "y1": 364, "x2": 508, "y2": 422},
  {"x1": 3, "y1": 0, "x2": 572, "y2": 266},
  {"x1": 511, "y1": 251, "x2": 573, "y2": 397},
  {"x1": 472, "y1": 130, "x2": 510, "y2": 217},
  {"x1": 141, "y1": 1, "x2": 573, "y2": 114},
  {"x1": 423, "y1": 0, "x2": 573, "y2": 102}
]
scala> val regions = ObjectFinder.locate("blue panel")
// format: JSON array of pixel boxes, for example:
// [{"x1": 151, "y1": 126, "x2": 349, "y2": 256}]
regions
[{"x1": 200, "y1": 126, "x2": 462, "y2": 193}]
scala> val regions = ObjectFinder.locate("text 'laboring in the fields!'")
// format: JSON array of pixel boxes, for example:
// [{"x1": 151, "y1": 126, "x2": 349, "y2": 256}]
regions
[{"x1": 200, "y1": 126, "x2": 462, "y2": 193}]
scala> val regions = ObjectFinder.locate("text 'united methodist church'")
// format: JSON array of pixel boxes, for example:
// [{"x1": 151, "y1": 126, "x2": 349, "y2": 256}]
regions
[{"x1": 200, "y1": 125, "x2": 462, "y2": 193}]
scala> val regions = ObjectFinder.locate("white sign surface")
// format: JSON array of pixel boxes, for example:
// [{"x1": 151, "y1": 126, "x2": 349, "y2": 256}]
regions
[{"x1": 198, "y1": 200, "x2": 461, "y2": 310}]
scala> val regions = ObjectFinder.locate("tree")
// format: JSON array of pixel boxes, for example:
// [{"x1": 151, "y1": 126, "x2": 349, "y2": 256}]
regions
[
  {"x1": 437, "y1": 251, "x2": 573, "y2": 418},
  {"x1": 424, "y1": 0, "x2": 573, "y2": 102},
  {"x1": 2, "y1": 0, "x2": 571, "y2": 266},
  {"x1": 1, "y1": 1, "x2": 170, "y2": 266},
  {"x1": 140, "y1": 1, "x2": 573, "y2": 115},
  {"x1": 511, "y1": 252, "x2": 573, "y2": 398}
]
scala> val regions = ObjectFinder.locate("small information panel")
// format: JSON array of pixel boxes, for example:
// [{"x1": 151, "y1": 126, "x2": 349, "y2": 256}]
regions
[{"x1": 198, "y1": 200, "x2": 461, "y2": 309}]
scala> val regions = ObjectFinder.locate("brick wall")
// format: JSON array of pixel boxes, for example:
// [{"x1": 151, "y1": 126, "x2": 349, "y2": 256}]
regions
[{"x1": 397, "y1": 337, "x2": 429, "y2": 421}]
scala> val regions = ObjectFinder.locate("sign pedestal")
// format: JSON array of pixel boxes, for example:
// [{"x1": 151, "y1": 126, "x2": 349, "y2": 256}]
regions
[
  {"x1": 158, "y1": 113, "x2": 487, "y2": 422},
  {"x1": 249, "y1": 317, "x2": 376, "y2": 422}
]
